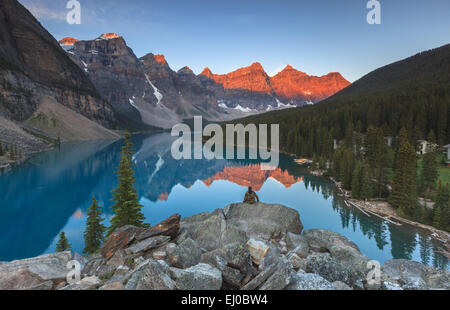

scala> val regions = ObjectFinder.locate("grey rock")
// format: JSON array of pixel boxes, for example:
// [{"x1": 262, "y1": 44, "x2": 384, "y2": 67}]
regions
[
  {"x1": 332, "y1": 281, "x2": 353, "y2": 290},
  {"x1": 382, "y1": 259, "x2": 450, "y2": 290},
  {"x1": 303, "y1": 229, "x2": 368, "y2": 265},
  {"x1": 82, "y1": 253, "x2": 106, "y2": 276},
  {"x1": 0, "y1": 251, "x2": 72, "y2": 284},
  {"x1": 126, "y1": 235, "x2": 171, "y2": 254},
  {"x1": 124, "y1": 259, "x2": 175, "y2": 290},
  {"x1": 176, "y1": 263, "x2": 223, "y2": 290},
  {"x1": 286, "y1": 273, "x2": 336, "y2": 290},
  {"x1": 259, "y1": 256, "x2": 296, "y2": 290},
  {"x1": 306, "y1": 253, "x2": 365, "y2": 289},
  {"x1": 99, "y1": 282, "x2": 125, "y2": 290},
  {"x1": 0, "y1": 268, "x2": 51, "y2": 290},
  {"x1": 168, "y1": 238, "x2": 202, "y2": 268},
  {"x1": 241, "y1": 264, "x2": 277, "y2": 290},
  {"x1": 285, "y1": 232, "x2": 309, "y2": 257},
  {"x1": 200, "y1": 242, "x2": 255, "y2": 289},
  {"x1": 180, "y1": 209, "x2": 247, "y2": 251},
  {"x1": 224, "y1": 203, "x2": 303, "y2": 240},
  {"x1": 72, "y1": 252, "x2": 87, "y2": 271},
  {"x1": 287, "y1": 253, "x2": 307, "y2": 271}
]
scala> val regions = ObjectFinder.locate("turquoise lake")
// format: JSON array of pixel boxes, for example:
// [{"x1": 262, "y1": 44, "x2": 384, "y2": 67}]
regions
[{"x1": 0, "y1": 133, "x2": 448, "y2": 270}]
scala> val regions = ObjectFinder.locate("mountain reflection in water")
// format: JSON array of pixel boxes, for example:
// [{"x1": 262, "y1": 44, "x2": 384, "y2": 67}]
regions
[{"x1": 0, "y1": 133, "x2": 448, "y2": 270}]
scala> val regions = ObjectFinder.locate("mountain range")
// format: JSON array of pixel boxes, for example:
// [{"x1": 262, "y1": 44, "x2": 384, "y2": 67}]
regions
[
  {"x1": 59, "y1": 33, "x2": 350, "y2": 129},
  {"x1": 0, "y1": 0, "x2": 349, "y2": 154}
]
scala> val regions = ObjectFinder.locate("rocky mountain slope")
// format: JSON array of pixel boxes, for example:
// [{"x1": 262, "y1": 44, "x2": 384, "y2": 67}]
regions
[
  {"x1": 62, "y1": 35, "x2": 238, "y2": 129},
  {"x1": 270, "y1": 65, "x2": 351, "y2": 105},
  {"x1": 1, "y1": 203, "x2": 448, "y2": 290},
  {"x1": 60, "y1": 33, "x2": 350, "y2": 128},
  {"x1": 0, "y1": 0, "x2": 118, "y2": 156}
]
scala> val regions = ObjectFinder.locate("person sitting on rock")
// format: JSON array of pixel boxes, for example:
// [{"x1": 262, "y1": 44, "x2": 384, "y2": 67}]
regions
[{"x1": 243, "y1": 186, "x2": 259, "y2": 204}]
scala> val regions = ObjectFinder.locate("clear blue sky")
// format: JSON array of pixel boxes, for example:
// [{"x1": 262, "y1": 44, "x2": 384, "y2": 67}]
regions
[{"x1": 19, "y1": 0, "x2": 450, "y2": 82}]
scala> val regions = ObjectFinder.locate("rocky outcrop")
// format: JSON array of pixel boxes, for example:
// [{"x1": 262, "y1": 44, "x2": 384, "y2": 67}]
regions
[
  {"x1": 0, "y1": 0, "x2": 114, "y2": 124},
  {"x1": 2, "y1": 203, "x2": 448, "y2": 290},
  {"x1": 0, "y1": 0, "x2": 117, "y2": 154}
]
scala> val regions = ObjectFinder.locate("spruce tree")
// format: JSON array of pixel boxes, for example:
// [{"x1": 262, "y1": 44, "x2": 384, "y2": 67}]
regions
[
  {"x1": 420, "y1": 131, "x2": 438, "y2": 192},
  {"x1": 390, "y1": 128, "x2": 418, "y2": 218},
  {"x1": 83, "y1": 197, "x2": 106, "y2": 255},
  {"x1": 56, "y1": 232, "x2": 71, "y2": 252},
  {"x1": 351, "y1": 164, "x2": 362, "y2": 199},
  {"x1": 108, "y1": 131, "x2": 148, "y2": 235},
  {"x1": 360, "y1": 163, "x2": 373, "y2": 200},
  {"x1": 433, "y1": 182, "x2": 450, "y2": 230}
]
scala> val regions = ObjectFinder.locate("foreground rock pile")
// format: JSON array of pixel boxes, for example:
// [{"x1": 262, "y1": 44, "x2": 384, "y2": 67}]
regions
[{"x1": 1, "y1": 203, "x2": 449, "y2": 290}]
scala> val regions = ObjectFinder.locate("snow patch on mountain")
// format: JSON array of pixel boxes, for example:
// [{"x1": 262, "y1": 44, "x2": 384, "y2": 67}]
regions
[
  {"x1": 145, "y1": 74, "x2": 163, "y2": 105},
  {"x1": 276, "y1": 98, "x2": 296, "y2": 109},
  {"x1": 234, "y1": 105, "x2": 254, "y2": 113},
  {"x1": 81, "y1": 60, "x2": 88, "y2": 72}
]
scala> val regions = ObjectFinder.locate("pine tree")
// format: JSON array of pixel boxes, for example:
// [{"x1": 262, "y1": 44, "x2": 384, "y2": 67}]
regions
[
  {"x1": 433, "y1": 182, "x2": 450, "y2": 230},
  {"x1": 390, "y1": 129, "x2": 418, "y2": 218},
  {"x1": 83, "y1": 197, "x2": 106, "y2": 255},
  {"x1": 360, "y1": 163, "x2": 373, "y2": 200},
  {"x1": 351, "y1": 164, "x2": 362, "y2": 199},
  {"x1": 420, "y1": 131, "x2": 438, "y2": 192},
  {"x1": 340, "y1": 148, "x2": 355, "y2": 190},
  {"x1": 108, "y1": 131, "x2": 148, "y2": 235},
  {"x1": 56, "y1": 232, "x2": 71, "y2": 252}
]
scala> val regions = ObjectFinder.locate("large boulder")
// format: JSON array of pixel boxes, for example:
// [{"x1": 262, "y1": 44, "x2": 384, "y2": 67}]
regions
[
  {"x1": 100, "y1": 226, "x2": 144, "y2": 260},
  {"x1": 180, "y1": 209, "x2": 247, "y2": 251},
  {"x1": 224, "y1": 203, "x2": 303, "y2": 239},
  {"x1": 124, "y1": 259, "x2": 176, "y2": 290},
  {"x1": 168, "y1": 238, "x2": 202, "y2": 268},
  {"x1": 0, "y1": 251, "x2": 72, "y2": 289},
  {"x1": 303, "y1": 229, "x2": 369, "y2": 288},
  {"x1": 136, "y1": 214, "x2": 181, "y2": 241},
  {"x1": 286, "y1": 272, "x2": 336, "y2": 290},
  {"x1": 258, "y1": 257, "x2": 296, "y2": 290},
  {"x1": 246, "y1": 239, "x2": 270, "y2": 266},
  {"x1": 382, "y1": 259, "x2": 450, "y2": 290},
  {"x1": 175, "y1": 263, "x2": 223, "y2": 290},
  {"x1": 0, "y1": 268, "x2": 49, "y2": 290},
  {"x1": 200, "y1": 242, "x2": 255, "y2": 289},
  {"x1": 125, "y1": 235, "x2": 171, "y2": 255},
  {"x1": 306, "y1": 253, "x2": 365, "y2": 289},
  {"x1": 285, "y1": 232, "x2": 309, "y2": 257}
]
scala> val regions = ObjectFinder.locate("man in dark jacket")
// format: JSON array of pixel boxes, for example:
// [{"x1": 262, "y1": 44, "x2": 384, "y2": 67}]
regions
[{"x1": 243, "y1": 187, "x2": 260, "y2": 204}]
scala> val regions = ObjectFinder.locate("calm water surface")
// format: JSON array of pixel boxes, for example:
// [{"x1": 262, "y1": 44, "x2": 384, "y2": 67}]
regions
[{"x1": 0, "y1": 133, "x2": 448, "y2": 270}]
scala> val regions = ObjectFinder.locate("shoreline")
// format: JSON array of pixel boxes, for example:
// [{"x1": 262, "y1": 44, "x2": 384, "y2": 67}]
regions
[
  {"x1": 326, "y1": 174, "x2": 450, "y2": 258},
  {"x1": 1, "y1": 202, "x2": 449, "y2": 290}
]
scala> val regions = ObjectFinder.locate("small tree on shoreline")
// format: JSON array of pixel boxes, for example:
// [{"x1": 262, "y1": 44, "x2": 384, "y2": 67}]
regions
[
  {"x1": 108, "y1": 131, "x2": 148, "y2": 235},
  {"x1": 56, "y1": 231, "x2": 71, "y2": 252},
  {"x1": 83, "y1": 197, "x2": 106, "y2": 255}
]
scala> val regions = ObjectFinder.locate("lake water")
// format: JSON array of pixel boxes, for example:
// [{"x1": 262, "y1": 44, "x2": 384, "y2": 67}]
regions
[{"x1": 0, "y1": 133, "x2": 448, "y2": 270}]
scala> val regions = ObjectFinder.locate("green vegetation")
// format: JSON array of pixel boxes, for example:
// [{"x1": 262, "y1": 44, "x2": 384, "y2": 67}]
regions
[
  {"x1": 56, "y1": 232, "x2": 71, "y2": 252},
  {"x1": 236, "y1": 44, "x2": 450, "y2": 231},
  {"x1": 107, "y1": 131, "x2": 149, "y2": 235},
  {"x1": 83, "y1": 197, "x2": 106, "y2": 255},
  {"x1": 390, "y1": 129, "x2": 418, "y2": 218}
]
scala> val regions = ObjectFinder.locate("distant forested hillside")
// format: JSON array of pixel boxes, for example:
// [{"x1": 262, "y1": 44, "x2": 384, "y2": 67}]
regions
[{"x1": 236, "y1": 44, "x2": 450, "y2": 158}]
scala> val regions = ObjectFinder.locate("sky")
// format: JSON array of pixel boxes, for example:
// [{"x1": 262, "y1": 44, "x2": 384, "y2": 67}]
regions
[{"x1": 19, "y1": 0, "x2": 450, "y2": 82}]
